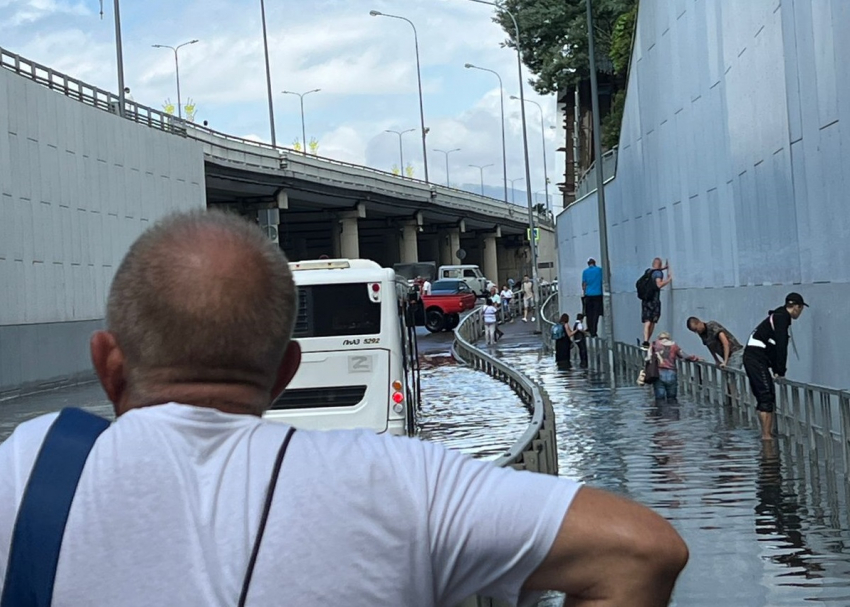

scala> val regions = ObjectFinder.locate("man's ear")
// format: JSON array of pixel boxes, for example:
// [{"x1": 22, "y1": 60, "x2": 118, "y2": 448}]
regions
[
  {"x1": 270, "y1": 341, "x2": 302, "y2": 401},
  {"x1": 91, "y1": 331, "x2": 128, "y2": 414}
]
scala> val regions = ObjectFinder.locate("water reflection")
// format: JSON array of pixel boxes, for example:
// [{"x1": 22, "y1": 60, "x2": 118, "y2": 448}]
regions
[
  {"x1": 498, "y1": 344, "x2": 850, "y2": 607},
  {"x1": 416, "y1": 354, "x2": 531, "y2": 461}
]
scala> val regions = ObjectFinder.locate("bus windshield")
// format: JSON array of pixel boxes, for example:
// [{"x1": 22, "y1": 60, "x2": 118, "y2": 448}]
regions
[{"x1": 293, "y1": 283, "x2": 382, "y2": 338}]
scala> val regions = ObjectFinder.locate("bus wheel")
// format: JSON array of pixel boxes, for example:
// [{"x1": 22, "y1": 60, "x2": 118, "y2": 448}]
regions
[
  {"x1": 425, "y1": 309, "x2": 445, "y2": 333},
  {"x1": 446, "y1": 314, "x2": 460, "y2": 330}
]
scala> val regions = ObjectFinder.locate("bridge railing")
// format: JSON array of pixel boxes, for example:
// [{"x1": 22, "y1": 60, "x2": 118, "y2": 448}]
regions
[
  {"x1": 453, "y1": 309, "x2": 558, "y2": 476},
  {"x1": 0, "y1": 44, "x2": 552, "y2": 228},
  {"x1": 586, "y1": 340, "x2": 850, "y2": 478}
]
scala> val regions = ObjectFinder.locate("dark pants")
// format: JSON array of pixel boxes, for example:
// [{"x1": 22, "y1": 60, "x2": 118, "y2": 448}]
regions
[
  {"x1": 744, "y1": 348, "x2": 775, "y2": 413},
  {"x1": 584, "y1": 295, "x2": 603, "y2": 337},
  {"x1": 574, "y1": 337, "x2": 588, "y2": 367}
]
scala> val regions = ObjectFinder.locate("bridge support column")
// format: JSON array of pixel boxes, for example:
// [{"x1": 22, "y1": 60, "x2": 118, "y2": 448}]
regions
[
  {"x1": 400, "y1": 219, "x2": 420, "y2": 263},
  {"x1": 257, "y1": 209, "x2": 280, "y2": 245},
  {"x1": 440, "y1": 220, "x2": 465, "y2": 265},
  {"x1": 336, "y1": 203, "x2": 365, "y2": 259},
  {"x1": 482, "y1": 227, "x2": 501, "y2": 286}
]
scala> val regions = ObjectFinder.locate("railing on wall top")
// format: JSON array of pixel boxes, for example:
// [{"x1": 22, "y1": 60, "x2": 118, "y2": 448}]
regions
[
  {"x1": 575, "y1": 147, "x2": 618, "y2": 200},
  {"x1": 0, "y1": 44, "x2": 553, "y2": 228},
  {"x1": 585, "y1": 339, "x2": 850, "y2": 479}
]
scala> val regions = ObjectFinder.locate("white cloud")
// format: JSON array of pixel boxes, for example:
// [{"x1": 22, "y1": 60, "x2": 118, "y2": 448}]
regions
[{"x1": 0, "y1": 0, "x2": 565, "y2": 208}]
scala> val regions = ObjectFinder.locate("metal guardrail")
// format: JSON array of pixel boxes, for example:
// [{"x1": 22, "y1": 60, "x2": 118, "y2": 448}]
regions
[
  {"x1": 0, "y1": 44, "x2": 553, "y2": 229},
  {"x1": 585, "y1": 340, "x2": 850, "y2": 478},
  {"x1": 540, "y1": 290, "x2": 560, "y2": 351},
  {"x1": 575, "y1": 147, "x2": 618, "y2": 200},
  {"x1": 453, "y1": 307, "x2": 558, "y2": 476}
]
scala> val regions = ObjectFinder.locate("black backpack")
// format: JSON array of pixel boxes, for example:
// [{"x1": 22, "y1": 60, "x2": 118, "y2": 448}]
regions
[{"x1": 635, "y1": 269, "x2": 658, "y2": 301}]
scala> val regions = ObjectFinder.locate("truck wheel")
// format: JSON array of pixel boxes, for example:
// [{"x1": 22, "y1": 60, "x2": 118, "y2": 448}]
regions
[
  {"x1": 445, "y1": 314, "x2": 460, "y2": 330},
  {"x1": 425, "y1": 309, "x2": 445, "y2": 333}
]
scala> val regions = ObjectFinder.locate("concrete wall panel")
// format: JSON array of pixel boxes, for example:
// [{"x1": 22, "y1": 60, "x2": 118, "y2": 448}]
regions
[
  {"x1": 0, "y1": 65, "x2": 206, "y2": 394},
  {"x1": 557, "y1": 0, "x2": 850, "y2": 389}
]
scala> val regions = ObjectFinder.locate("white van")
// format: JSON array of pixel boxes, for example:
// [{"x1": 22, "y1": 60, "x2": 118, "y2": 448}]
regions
[{"x1": 437, "y1": 265, "x2": 493, "y2": 296}]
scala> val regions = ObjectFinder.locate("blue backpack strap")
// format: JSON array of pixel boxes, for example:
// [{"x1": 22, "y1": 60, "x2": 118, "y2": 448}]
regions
[{"x1": 1, "y1": 408, "x2": 110, "y2": 607}]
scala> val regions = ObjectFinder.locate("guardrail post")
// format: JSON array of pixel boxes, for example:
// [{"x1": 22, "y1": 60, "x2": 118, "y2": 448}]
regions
[{"x1": 840, "y1": 394, "x2": 850, "y2": 477}]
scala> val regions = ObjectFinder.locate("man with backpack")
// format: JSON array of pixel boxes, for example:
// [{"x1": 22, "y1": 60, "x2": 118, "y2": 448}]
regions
[{"x1": 636, "y1": 258, "x2": 673, "y2": 348}]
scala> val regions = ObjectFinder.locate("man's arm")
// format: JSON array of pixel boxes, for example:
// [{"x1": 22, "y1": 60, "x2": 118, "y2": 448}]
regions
[
  {"x1": 524, "y1": 487, "x2": 688, "y2": 607},
  {"x1": 657, "y1": 274, "x2": 673, "y2": 289},
  {"x1": 772, "y1": 313, "x2": 791, "y2": 376},
  {"x1": 718, "y1": 332, "x2": 732, "y2": 366}
]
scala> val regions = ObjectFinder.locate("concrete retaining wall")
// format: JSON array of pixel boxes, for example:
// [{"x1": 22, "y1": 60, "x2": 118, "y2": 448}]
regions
[
  {"x1": 0, "y1": 65, "x2": 206, "y2": 395},
  {"x1": 557, "y1": 0, "x2": 850, "y2": 389}
]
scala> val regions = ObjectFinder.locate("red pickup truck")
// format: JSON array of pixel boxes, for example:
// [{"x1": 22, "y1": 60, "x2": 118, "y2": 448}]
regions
[{"x1": 419, "y1": 279, "x2": 478, "y2": 332}]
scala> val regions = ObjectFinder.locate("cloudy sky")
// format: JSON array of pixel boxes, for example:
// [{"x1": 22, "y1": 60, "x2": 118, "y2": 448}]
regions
[{"x1": 0, "y1": 0, "x2": 566, "y2": 209}]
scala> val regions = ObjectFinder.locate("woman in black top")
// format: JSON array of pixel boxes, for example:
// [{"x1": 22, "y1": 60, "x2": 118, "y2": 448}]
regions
[{"x1": 555, "y1": 313, "x2": 577, "y2": 368}]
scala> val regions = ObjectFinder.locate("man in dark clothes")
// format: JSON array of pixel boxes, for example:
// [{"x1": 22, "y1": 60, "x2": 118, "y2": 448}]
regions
[{"x1": 743, "y1": 293, "x2": 808, "y2": 440}]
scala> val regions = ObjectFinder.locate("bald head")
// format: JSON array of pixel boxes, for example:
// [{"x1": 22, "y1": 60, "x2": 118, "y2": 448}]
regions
[{"x1": 104, "y1": 210, "x2": 297, "y2": 401}]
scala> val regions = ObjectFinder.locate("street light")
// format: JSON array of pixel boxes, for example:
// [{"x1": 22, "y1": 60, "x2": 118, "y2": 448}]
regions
[
  {"x1": 370, "y1": 10, "x2": 430, "y2": 183},
  {"x1": 587, "y1": 0, "x2": 615, "y2": 365},
  {"x1": 470, "y1": 163, "x2": 494, "y2": 196},
  {"x1": 509, "y1": 177, "x2": 525, "y2": 203},
  {"x1": 99, "y1": 0, "x2": 126, "y2": 117},
  {"x1": 259, "y1": 0, "x2": 276, "y2": 146},
  {"x1": 386, "y1": 128, "x2": 416, "y2": 172},
  {"x1": 465, "y1": 63, "x2": 508, "y2": 204},
  {"x1": 467, "y1": 0, "x2": 540, "y2": 332},
  {"x1": 434, "y1": 148, "x2": 461, "y2": 187},
  {"x1": 511, "y1": 95, "x2": 550, "y2": 213},
  {"x1": 282, "y1": 89, "x2": 321, "y2": 152},
  {"x1": 152, "y1": 39, "x2": 199, "y2": 120}
]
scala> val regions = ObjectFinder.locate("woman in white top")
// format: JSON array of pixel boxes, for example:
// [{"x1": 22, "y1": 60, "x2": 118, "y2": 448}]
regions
[
  {"x1": 500, "y1": 286, "x2": 513, "y2": 320},
  {"x1": 483, "y1": 298, "x2": 499, "y2": 345}
]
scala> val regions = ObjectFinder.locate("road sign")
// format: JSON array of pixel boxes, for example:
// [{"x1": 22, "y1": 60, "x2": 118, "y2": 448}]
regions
[
  {"x1": 456, "y1": 248, "x2": 467, "y2": 261},
  {"x1": 526, "y1": 228, "x2": 540, "y2": 242}
]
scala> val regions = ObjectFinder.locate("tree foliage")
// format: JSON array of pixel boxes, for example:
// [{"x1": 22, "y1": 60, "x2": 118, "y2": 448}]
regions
[{"x1": 494, "y1": 0, "x2": 637, "y2": 95}]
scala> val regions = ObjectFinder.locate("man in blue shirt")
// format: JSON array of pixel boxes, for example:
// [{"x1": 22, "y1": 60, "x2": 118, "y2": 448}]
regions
[{"x1": 582, "y1": 258, "x2": 604, "y2": 337}]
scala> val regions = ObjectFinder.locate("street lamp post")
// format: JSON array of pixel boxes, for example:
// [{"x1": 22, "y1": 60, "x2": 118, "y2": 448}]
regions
[
  {"x1": 282, "y1": 89, "x2": 321, "y2": 152},
  {"x1": 259, "y1": 0, "x2": 277, "y2": 146},
  {"x1": 434, "y1": 148, "x2": 461, "y2": 187},
  {"x1": 387, "y1": 129, "x2": 416, "y2": 172},
  {"x1": 470, "y1": 163, "x2": 494, "y2": 195},
  {"x1": 100, "y1": 0, "x2": 126, "y2": 117},
  {"x1": 468, "y1": 0, "x2": 540, "y2": 333},
  {"x1": 370, "y1": 10, "x2": 430, "y2": 183},
  {"x1": 587, "y1": 0, "x2": 615, "y2": 367},
  {"x1": 512, "y1": 95, "x2": 551, "y2": 213},
  {"x1": 152, "y1": 39, "x2": 199, "y2": 120},
  {"x1": 509, "y1": 177, "x2": 525, "y2": 203},
  {"x1": 464, "y1": 63, "x2": 508, "y2": 204}
]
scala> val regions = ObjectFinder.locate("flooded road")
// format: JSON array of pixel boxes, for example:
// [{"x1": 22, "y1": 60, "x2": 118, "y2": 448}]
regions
[
  {"x1": 416, "y1": 353, "x2": 530, "y2": 461},
  {"x1": 499, "y1": 340, "x2": 850, "y2": 607}
]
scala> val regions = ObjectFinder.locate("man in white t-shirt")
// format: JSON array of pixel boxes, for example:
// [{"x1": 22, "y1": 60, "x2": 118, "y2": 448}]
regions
[
  {"x1": 422, "y1": 278, "x2": 432, "y2": 296},
  {"x1": 0, "y1": 211, "x2": 687, "y2": 606}
]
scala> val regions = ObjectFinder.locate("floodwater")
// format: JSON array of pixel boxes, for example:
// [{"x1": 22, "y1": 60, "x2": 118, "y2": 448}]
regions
[
  {"x1": 416, "y1": 353, "x2": 530, "y2": 461},
  {"x1": 499, "y1": 341, "x2": 850, "y2": 607}
]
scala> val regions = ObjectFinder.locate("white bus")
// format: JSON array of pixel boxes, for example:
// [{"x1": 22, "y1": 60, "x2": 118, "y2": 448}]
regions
[{"x1": 265, "y1": 259, "x2": 420, "y2": 436}]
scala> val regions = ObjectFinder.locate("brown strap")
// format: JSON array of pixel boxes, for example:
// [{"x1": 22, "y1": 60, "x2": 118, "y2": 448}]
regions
[{"x1": 238, "y1": 427, "x2": 296, "y2": 607}]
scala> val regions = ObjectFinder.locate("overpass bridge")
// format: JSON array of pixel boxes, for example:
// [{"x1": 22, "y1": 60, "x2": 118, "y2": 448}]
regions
[{"x1": 0, "y1": 45, "x2": 555, "y2": 286}]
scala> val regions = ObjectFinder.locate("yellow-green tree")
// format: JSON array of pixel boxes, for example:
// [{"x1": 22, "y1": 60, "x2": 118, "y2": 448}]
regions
[
  {"x1": 292, "y1": 139, "x2": 303, "y2": 153},
  {"x1": 391, "y1": 164, "x2": 401, "y2": 176},
  {"x1": 308, "y1": 138, "x2": 319, "y2": 155},
  {"x1": 404, "y1": 164, "x2": 414, "y2": 178},
  {"x1": 163, "y1": 99, "x2": 176, "y2": 115}
]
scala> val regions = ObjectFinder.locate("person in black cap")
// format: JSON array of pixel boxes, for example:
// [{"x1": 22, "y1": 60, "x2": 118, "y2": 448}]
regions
[{"x1": 743, "y1": 292, "x2": 808, "y2": 440}]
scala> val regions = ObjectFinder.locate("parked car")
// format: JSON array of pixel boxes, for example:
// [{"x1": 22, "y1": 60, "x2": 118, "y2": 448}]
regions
[
  {"x1": 417, "y1": 279, "x2": 477, "y2": 332},
  {"x1": 437, "y1": 265, "x2": 494, "y2": 297}
]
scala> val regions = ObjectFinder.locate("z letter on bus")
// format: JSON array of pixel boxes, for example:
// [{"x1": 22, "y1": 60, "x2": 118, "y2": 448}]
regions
[{"x1": 349, "y1": 356, "x2": 372, "y2": 373}]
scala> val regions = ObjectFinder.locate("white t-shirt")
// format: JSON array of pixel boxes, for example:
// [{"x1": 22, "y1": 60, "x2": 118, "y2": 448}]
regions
[
  {"x1": 0, "y1": 404, "x2": 579, "y2": 606},
  {"x1": 422, "y1": 280, "x2": 432, "y2": 295},
  {"x1": 501, "y1": 289, "x2": 513, "y2": 301},
  {"x1": 483, "y1": 305, "x2": 498, "y2": 324}
]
